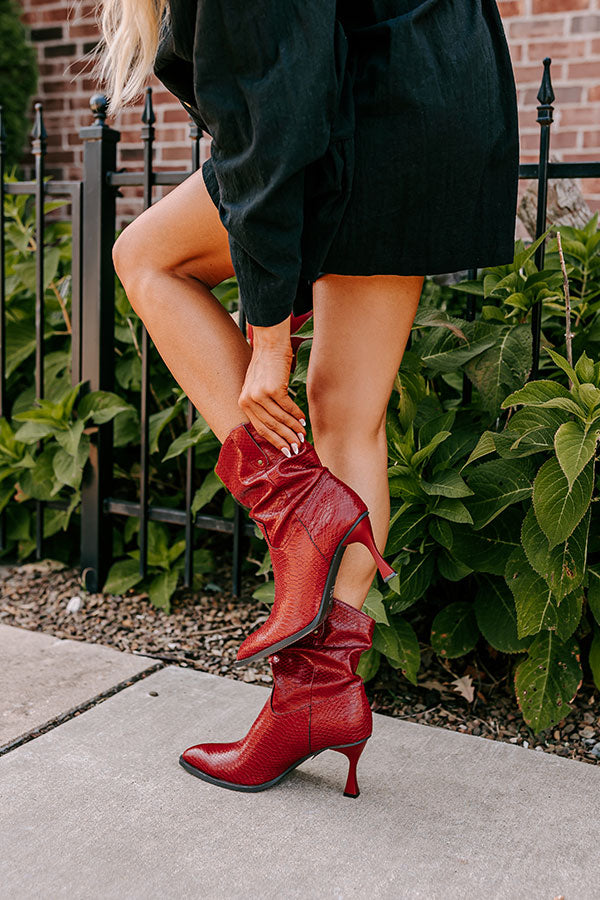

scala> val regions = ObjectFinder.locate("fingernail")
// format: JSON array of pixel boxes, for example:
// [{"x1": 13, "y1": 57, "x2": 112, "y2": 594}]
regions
[
  {"x1": 281, "y1": 447, "x2": 291, "y2": 458},
  {"x1": 298, "y1": 433, "x2": 304, "y2": 443},
  {"x1": 292, "y1": 443, "x2": 299, "y2": 455},
  {"x1": 299, "y1": 418, "x2": 306, "y2": 427}
]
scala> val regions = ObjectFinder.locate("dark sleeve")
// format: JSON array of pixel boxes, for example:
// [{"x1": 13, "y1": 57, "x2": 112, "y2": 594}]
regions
[{"x1": 191, "y1": 0, "x2": 341, "y2": 326}]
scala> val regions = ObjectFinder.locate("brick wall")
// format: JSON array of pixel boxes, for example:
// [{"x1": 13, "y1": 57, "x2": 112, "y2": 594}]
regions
[{"x1": 15, "y1": 0, "x2": 600, "y2": 214}]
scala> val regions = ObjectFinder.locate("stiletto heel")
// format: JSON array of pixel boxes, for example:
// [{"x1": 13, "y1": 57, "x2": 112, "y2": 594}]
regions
[
  {"x1": 342, "y1": 515, "x2": 397, "y2": 582},
  {"x1": 333, "y1": 739, "x2": 369, "y2": 798}
]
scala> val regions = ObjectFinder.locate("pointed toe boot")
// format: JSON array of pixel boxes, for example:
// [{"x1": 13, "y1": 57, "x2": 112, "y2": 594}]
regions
[
  {"x1": 179, "y1": 597, "x2": 374, "y2": 797},
  {"x1": 214, "y1": 421, "x2": 395, "y2": 665}
]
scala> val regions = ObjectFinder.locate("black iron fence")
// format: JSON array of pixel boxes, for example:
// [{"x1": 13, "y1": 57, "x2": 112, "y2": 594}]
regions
[{"x1": 1, "y1": 57, "x2": 599, "y2": 596}]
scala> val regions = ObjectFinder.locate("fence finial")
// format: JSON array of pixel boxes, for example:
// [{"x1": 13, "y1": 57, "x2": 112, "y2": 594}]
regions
[
  {"x1": 537, "y1": 57, "x2": 555, "y2": 111},
  {"x1": 89, "y1": 93, "x2": 109, "y2": 126},
  {"x1": 30, "y1": 101, "x2": 47, "y2": 151},
  {"x1": 142, "y1": 86, "x2": 155, "y2": 126}
]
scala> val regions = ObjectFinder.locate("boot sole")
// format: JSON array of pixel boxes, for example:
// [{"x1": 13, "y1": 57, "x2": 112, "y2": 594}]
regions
[
  {"x1": 178, "y1": 736, "x2": 371, "y2": 794},
  {"x1": 234, "y1": 511, "x2": 376, "y2": 667}
]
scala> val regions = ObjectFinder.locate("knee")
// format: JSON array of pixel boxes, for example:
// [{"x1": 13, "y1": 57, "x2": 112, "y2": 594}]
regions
[{"x1": 112, "y1": 223, "x2": 150, "y2": 298}]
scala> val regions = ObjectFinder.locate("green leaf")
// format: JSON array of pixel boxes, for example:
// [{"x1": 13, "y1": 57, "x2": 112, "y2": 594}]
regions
[
  {"x1": 372, "y1": 617, "x2": 420, "y2": 685},
  {"x1": 356, "y1": 647, "x2": 381, "y2": 682},
  {"x1": 554, "y1": 421, "x2": 598, "y2": 490},
  {"x1": 421, "y1": 469, "x2": 473, "y2": 498},
  {"x1": 474, "y1": 576, "x2": 531, "y2": 653},
  {"x1": 162, "y1": 414, "x2": 212, "y2": 461},
  {"x1": 148, "y1": 568, "x2": 179, "y2": 612},
  {"x1": 78, "y1": 390, "x2": 132, "y2": 424},
  {"x1": 191, "y1": 469, "x2": 223, "y2": 515},
  {"x1": 589, "y1": 628, "x2": 600, "y2": 692},
  {"x1": 103, "y1": 558, "x2": 143, "y2": 595},
  {"x1": 532, "y1": 458, "x2": 594, "y2": 548},
  {"x1": 515, "y1": 632, "x2": 582, "y2": 732},
  {"x1": 521, "y1": 507, "x2": 589, "y2": 602},
  {"x1": 430, "y1": 601, "x2": 479, "y2": 658},
  {"x1": 387, "y1": 551, "x2": 435, "y2": 611},
  {"x1": 505, "y1": 548, "x2": 583, "y2": 640},
  {"x1": 13, "y1": 419, "x2": 61, "y2": 443},
  {"x1": 428, "y1": 517, "x2": 454, "y2": 550},
  {"x1": 466, "y1": 459, "x2": 532, "y2": 529},
  {"x1": 361, "y1": 586, "x2": 389, "y2": 625},
  {"x1": 464, "y1": 324, "x2": 532, "y2": 416},
  {"x1": 149, "y1": 404, "x2": 181, "y2": 454},
  {"x1": 501, "y1": 379, "x2": 572, "y2": 409},
  {"x1": 385, "y1": 507, "x2": 429, "y2": 554},
  {"x1": 146, "y1": 521, "x2": 170, "y2": 569},
  {"x1": 432, "y1": 498, "x2": 473, "y2": 524},
  {"x1": 575, "y1": 351, "x2": 596, "y2": 384},
  {"x1": 252, "y1": 581, "x2": 275, "y2": 605},
  {"x1": 546, "y1": 348, "x2": 579, "y2": 386},
  {"x1": 411, "y1": 431, "x2": 451, "y2": 468},
  {"x1": 451, "y1": 509, "x2": 522, "y2": 575},
  {"x1": 462, "y1": 430, "x2": 497, "y2": 468},
  {"x1": 437, "y1": 551, "x2": 472, "y2": 581}
]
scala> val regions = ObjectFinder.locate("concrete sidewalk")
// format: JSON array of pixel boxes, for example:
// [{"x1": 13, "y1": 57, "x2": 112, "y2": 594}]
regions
[
  {"x1": 1, "y1": 657, "x2": 599, "y2": 899},
  {"x1": 0, "y1": 624, "x2": 157, "y2": 747}
]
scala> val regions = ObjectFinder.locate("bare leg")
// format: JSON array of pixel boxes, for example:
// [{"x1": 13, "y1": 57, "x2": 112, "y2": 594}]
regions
[
  {"x1": 112, "y1": 168, "x2": 249, "y2": 442},
  {"x1": 308, "y1": 273, "x2": 424, "y2": 610}
]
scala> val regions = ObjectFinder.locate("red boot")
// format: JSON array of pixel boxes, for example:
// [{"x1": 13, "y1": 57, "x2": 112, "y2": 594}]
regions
[
  {"x1": 179, "y1": 597, "x2": 374, "y2": 796},
  {"x1": 215, "y1": 421, "x2": 395, "y2": 665}
]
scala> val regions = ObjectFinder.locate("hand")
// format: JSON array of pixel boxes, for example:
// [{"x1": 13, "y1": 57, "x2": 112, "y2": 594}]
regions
[{"x1": 238, "y1": 316, "x2": 306, "y2": 456}]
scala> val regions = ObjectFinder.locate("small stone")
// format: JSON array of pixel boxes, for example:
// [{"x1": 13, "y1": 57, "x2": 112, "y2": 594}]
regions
[
  {"x1": 580, "y1": 726, "x2": 595, "y2": 739},
  {"x1": 65, "y1": 595, "x2": 82, "y2": 614},
  {"x1": 523, "y1": 741, "x2": 529, "y2": 749},
  {"x1": 589, "y1": 742, "x2": 600, "y2": 759},
  {"x1": 535, "y1": 746, "x2": 544, "y2": 752},
  {"x1": 148, "y1": 691, "x2": 159, "y2": 697},
  {"x1": 553, "y1": 730, "x2": 561, "y2": 741}
]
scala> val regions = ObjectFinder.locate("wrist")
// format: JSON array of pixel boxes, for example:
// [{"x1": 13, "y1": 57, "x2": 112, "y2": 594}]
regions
[{"x1": 250, "y1": 316, "x2": 293, "y2": 353}]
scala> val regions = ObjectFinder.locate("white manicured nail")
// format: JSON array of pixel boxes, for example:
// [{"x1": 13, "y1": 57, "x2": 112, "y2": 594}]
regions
[
  {"x1": 299, "y1": 418, "x2": 306, "y2": 426},
  {"x1": 281, "y1": 447, "x2": 291, "y2": 458},
  {"x1": 298, "y1": 433, "x2": 304, "y2": 443},
  {"x1": 292, "y1": 443, "x2": 299, "y2": 455}
]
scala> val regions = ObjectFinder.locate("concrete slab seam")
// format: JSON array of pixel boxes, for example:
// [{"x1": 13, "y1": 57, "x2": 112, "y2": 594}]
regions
[{"x1": 0, "y1": 661, "x2": 165, "y2": 758}]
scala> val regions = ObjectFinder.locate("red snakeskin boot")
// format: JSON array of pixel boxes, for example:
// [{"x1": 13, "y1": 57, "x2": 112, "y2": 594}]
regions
[
  {"x1": 215, "y1": 420, "x2": 395, "y2": 665},
  {"x1": 179, "y1": 597, "x2": 374, "y2": 796}
]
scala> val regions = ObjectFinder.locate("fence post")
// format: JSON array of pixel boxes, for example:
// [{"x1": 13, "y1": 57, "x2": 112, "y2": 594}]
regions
[{"x1": 79, "y1": 94, "x2": 120, "y2": 592}]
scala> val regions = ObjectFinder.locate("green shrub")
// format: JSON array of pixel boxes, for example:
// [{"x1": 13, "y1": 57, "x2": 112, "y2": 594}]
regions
[
  {"x1": 3, "y1": 167, "x2": 600, "y2": 732},
  {"x1": 0, "y1": 0, "x2": 38, "y2": 167}
]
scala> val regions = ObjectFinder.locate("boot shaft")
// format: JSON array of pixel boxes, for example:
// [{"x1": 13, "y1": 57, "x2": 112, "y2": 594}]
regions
[
  {"x1": 270, "y1": 598, "x2": 374, "y2": 724},
  {"x1": 215, "y1": 422, "x2": 324, "y2": 546}
]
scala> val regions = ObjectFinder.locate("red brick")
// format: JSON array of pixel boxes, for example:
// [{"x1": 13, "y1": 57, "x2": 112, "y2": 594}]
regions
[
  {"x1": 550, "y1": 130, "x2": 580, "y2": 148},
  {"x1": 571, "y1": 14, "x2": 600, "y2": 33},
  {"x1": 589, "y1": 84, "x2": 600, "y2": 101},
  {"x1": 510, "y1": 17, "x2": 567, "y2": 38},
  {"x1": 592, "y1": 38, "x2": 600, "y2": 53},
  {"x1": 568, "y1": 61, "x2": 600, "y2": 78},
  {"x1": 498, "y1": 0, "x2": 526, "y2": 15},
  {"x1": 528, "y1": 38, "x2": 588, "y2": 58},
  {"x1": 162, "y1": 108, "x2": 189, "y2": 123},
  {"x1": 583, "y1": 131, "x2": 600, "y2": 146},
  {"x1": 559, "y1": 106, "x2": 600, "y2": 125},
  {"x1": 533, "y1": 0, "x2": 589, "y2": 12}
]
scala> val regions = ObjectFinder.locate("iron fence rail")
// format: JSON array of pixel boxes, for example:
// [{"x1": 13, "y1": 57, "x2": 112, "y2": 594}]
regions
[{"x1": 0, "y1": 57, "x2": 599, "y2": 595}]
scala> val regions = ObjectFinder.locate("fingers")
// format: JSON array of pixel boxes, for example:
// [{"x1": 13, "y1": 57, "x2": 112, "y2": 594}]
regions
[{"x1": 241, "y1": 400, "x2": 304, "y2": 455}]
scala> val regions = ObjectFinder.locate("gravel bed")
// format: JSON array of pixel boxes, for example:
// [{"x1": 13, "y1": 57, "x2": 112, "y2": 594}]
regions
[{"x1": 1, "y1": 556, "x2": 598, "y2": 766}]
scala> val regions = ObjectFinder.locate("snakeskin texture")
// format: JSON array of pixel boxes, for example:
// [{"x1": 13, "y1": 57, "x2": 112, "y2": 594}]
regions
[
  {"x1": 214, "y1": 421, "x2": 368, "y2": 662},
  {"x1": 180, "y1": 597, "x2": 374, "y2": 789}
]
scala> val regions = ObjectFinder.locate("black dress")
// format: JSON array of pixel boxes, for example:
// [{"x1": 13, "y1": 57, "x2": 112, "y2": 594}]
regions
[{"x1": 152, "y1": 0, "x2": 520, "y2": 327}]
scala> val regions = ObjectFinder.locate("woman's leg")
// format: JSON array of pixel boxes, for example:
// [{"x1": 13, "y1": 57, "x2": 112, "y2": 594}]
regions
[
  {"x1": 308, "y1": 273, "x2": 425, "y2": 610},
  {"x1": 112, "y1": 168, "x2": 249, "y2": 443}
]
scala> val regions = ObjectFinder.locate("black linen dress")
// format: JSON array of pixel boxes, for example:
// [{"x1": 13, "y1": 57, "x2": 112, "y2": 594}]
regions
[{"x1": 152, "y1": 0, "x2": 520, "y2": 327}]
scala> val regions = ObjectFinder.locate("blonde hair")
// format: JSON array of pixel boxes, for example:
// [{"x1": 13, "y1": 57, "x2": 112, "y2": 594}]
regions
[{"x1": 88, "y1": 0, "x2": 169, "y2": 116}]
